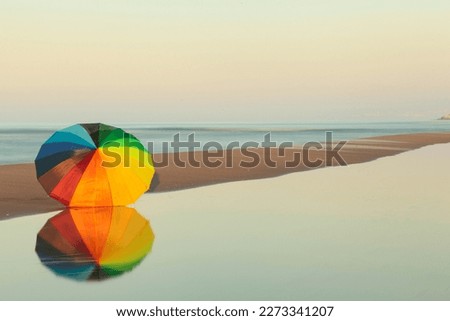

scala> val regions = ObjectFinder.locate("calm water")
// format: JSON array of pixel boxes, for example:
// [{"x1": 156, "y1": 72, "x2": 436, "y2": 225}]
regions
[
  {"x1": 1, "y1": 121, "x2": 450, "y2": 164},
  {"x1": 0, "y1": 144, "x2": 449, "y2": 300}
]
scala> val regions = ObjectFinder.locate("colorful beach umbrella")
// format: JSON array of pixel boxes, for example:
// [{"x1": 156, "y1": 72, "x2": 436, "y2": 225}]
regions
[
  {"x1": 35, "y1": 207, "x2": 154, "y2": 281},
  {"x1": 35, "y1": 123, "x2": 154, "y2": 207}
]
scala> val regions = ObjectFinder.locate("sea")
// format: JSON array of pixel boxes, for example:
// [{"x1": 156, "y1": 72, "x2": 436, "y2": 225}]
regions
[
  {"x1": 1, "y1": 121, "x2": 450, "y2": 165},
  {"x1": 1, "y1": 143, "x2": 450, "y2": 300}
]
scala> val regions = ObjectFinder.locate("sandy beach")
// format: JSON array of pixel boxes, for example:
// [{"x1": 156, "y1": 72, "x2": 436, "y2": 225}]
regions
[
  {"x1": 1, "y1": 138, "x2": 449, "y2": 300},
  {"x1": 1, "y1": 132, "x2": 450, "y2": 219}
]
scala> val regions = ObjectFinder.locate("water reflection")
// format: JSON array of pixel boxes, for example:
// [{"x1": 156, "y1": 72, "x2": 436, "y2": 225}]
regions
[{"x1": 35, "y1": 207, "x2": 154, "y2": 281}]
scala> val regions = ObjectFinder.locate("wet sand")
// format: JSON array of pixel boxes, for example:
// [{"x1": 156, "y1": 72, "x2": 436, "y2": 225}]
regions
[{"x1": 1, "y1": 132, "x2": 450, "y2": 219}]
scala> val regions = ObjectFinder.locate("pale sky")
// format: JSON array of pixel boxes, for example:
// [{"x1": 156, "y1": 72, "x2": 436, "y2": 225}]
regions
[{"x1": 1, "y1": 0, "x2": 449, "y2": 123}]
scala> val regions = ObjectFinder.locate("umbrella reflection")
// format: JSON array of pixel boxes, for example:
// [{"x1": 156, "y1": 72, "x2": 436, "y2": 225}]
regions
[{"x1": 35, "y1": 207, "x2": 154, "y2": 281}]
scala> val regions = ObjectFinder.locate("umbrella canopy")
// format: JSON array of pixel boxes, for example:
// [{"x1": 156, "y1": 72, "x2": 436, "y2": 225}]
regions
[
  {"x1": 35, "y1": 207, "x2": 154, "y2": 281},
  {"x1": 35, "y1": 123, "x2": 154, "y2": 207}
]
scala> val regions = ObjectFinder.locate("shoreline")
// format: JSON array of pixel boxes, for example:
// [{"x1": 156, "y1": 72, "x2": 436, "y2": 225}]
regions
[{"x1": 1, "y1": 132, "x2": 450, "y2": 220}]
